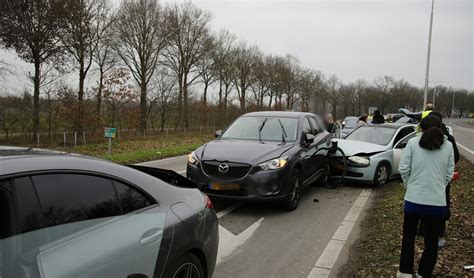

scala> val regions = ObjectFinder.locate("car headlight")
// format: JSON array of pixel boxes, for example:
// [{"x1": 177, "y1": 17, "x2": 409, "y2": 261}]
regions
[
  {"x1": 347, "y1": 156, "x2": 370, "y2": 165},
  {"x1": 259, "y1": 156, "x2": 289, "y2": 171},
  {"x1": 188, "y1": 151, "x2": 199, "y2": 165}
]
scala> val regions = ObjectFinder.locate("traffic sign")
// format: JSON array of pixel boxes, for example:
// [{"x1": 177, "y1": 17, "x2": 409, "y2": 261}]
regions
[{"x1": 104, "y1": 127, "x2": 116, "y2": 138}]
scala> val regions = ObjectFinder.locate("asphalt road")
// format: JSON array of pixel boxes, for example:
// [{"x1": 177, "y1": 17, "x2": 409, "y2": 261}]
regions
[
  {"x1": 139, "y1": 156, "x2": 373, "y2": 278},
  {"x1": 448, "y1": 118, "x2": 474, "y2": 163}
]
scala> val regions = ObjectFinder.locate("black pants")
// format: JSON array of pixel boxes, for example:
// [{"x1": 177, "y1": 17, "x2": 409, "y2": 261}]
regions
[
  {"x1": 399, "y1": 212, "x2": 442, "y2": 277},
  {"x1": 439, "y1": 183, "x2": 451, "y2": 236}
]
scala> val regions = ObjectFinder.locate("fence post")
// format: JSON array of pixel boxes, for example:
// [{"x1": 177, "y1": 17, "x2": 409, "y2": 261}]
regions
[
  {"x1": 74, "y1": 131, "x2": 77, "y2": 149},
  {"x1": 37, "y1": 133, "x2": 40, "y2": 148},
  {"x1": 63, "y1": 132, "x2": 66, "y2": 148},
  {"x1": 83, "y1": 131, "x2": 86, "y2": 145}
]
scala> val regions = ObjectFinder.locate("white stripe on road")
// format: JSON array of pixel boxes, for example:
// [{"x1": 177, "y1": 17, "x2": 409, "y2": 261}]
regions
[
  {"x1": 217, "y1": 203, "x2": 243, "y2": 219},
  {"x1": 217, "y1": 217, "x2": 264, "y2": 265},
  {"x1": 308, "y1": 189, "x2": 372, "y2": 278},
  {"x1": 450, "y1": 122, "x2": 474, "y2": 133},
  {"x1": 457, "y1": 143, "x2": 474, "y2": 155}
]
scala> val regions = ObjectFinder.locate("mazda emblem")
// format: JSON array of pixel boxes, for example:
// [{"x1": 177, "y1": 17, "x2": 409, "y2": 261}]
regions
[{"x1": 218, "y1": 163, "x2": 229, "y2": 173}]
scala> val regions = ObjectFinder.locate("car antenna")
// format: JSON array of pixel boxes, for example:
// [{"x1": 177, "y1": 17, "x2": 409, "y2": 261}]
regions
[
  {"x1": 277, "y1": 118, "x2": 287, "y2": 144},
  {"x1": 258, "y1": 118, "x2": 268, "y2": 144}
]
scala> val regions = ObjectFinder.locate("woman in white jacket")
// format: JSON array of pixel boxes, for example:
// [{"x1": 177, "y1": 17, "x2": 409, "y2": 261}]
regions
[{"x1": 397, "y1": 115, "x2": 454, "y2": 278}]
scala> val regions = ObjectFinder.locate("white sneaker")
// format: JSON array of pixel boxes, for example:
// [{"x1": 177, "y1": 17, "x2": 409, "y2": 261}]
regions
[{"x1": 396, "y1": 270, "x2": 413, "y2": 278}]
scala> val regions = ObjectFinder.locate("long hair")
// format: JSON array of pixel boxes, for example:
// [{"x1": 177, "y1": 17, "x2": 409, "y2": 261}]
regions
[{"x1": 419, "y1": 115, "x2": 444, "y2": 150}]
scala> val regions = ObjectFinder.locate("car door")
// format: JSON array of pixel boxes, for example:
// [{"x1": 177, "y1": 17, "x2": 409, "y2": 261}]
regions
[
  {"x1": 5, "y1": 173, "x2": 166, "y2": 278},
  {"x1": 300, "y1": 116, "x2": 328, "y2": 185},
  {"x1": 392, "y1": 132, "x2": 417, "y2": 173}
]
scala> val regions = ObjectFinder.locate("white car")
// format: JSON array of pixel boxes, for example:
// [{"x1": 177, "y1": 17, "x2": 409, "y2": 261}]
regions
[{"x1": 330, "y1": 123, "x2": 417, "y2": 186}]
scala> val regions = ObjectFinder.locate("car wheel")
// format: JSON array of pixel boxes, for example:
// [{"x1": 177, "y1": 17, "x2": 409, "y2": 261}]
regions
[
  {"x1": 172, "y1": 253, "x2": 205, "y2": 278},
  {"x1": 373, "y1": 163, "x2": 389, "y2": 187},
  {"x1": 284, "y1": 169, "x2": 302, "y2": 211}
]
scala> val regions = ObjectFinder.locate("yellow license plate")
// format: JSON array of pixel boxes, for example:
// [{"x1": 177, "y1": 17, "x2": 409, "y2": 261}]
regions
[{"x1": 209, "y1": 183, "x2": 240, "y2": 190}]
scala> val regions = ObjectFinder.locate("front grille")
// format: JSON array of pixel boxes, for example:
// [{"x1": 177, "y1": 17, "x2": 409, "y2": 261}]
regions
[{"x1": 201, "y1": 161, "x2": 251, "y2": 180}]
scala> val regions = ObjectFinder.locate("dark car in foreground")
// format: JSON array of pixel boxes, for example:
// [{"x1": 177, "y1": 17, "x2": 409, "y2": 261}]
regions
[
  {"x1": 0, "y1": 147, "x2": 218, "y2": 278},
  {"x1": 187, "y1": 111, "x2": 332, "y2": 210}
]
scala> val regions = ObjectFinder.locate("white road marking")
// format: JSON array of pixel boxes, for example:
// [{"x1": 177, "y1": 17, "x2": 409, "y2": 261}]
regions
[
  {"x1": 135, "y1": 155, "x2": 188, "y2": 166},
  {"x1": 457, "y1": 143, "x2": 474, "y2": 155},
  {"x1": 216, "y1": 203, "x2": 243, "y2": 219},
  {"x1": 216, "y1": 217, "x2": 264, "y2": 265},
  {"x1": 449, "y1": 122, "x2": 474, "y2": 133},
  {"x1": 307, "y1": 189, "x2": 372, "y2": 278}
]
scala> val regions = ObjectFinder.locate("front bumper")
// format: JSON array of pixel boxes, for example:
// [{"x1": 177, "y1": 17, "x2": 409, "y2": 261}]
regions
[
  {"x1": 329, "y1": 158, "x2": 378, "y2": 184},
  {"x1": 186, "y1": 162, "x2": 292, "y2": 201}
]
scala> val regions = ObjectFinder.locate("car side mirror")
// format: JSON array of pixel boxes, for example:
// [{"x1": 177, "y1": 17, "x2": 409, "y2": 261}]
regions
[
  {"x1": 215, "y1": 130, "x2": 222, "y2": 138},
  {"x1": 305, "y1": 133, "x2": 315, "y2": 145}
]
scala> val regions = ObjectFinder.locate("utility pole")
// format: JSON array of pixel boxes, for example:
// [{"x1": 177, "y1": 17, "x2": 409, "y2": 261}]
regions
[
  {"x1": 451, "y1": 89, "x2": 455, "y2": 118},
  {"x1": 430, "y1": 81, "x2": 443, "y2": 108},
  {"x1": 423, "y1": 0, "x2": 435, "y2": 109}
]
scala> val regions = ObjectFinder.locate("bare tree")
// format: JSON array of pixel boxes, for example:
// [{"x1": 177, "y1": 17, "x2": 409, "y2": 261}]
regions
[
  {"x1": 373, "y1": 75, "x2": 394, "y2": 112},
  {"x1": 93, "y1": 7, "x2": 115, "y2": 124},
  {"x1": 163, "y1": 2, "x2": 212, "y2": 129},
  {"x1": 250, "y1": 53, "x2": 272, "y2": 109},
  {"x1": 0, "y1": 0, "x2": 63, "y2": 138},
  {"x1": 232, "y1": 42, "x2": 257, "y2": 111},
  {"x1": 113, "y1": 0, "x2": 167, "y2": 134},
  {"x1": 60, "y1": 0, "x2": 110, "y2": 133},
  {"x1": 326, "y1": 74, "x2": 341, "y2": 117},
  {"x1": 149, "y1": 69, "x2": 177, "y2": 131},
  {"x1": 102, "y1": 68, "x2": 136, "y2": 127}
]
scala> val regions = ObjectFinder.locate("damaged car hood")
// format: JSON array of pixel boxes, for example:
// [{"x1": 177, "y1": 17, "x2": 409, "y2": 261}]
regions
[{"x1": 333, "y1": 139, "x2": 389, "y2": 156}]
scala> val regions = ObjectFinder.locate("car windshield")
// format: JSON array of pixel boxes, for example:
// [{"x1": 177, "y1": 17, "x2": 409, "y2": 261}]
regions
[
  {"x1": 343, "y1": 118, "x2": 358, "y2": 128},
  {"x1": 221, "y1": 116, "x2": 298, "y2": 142},
  {"x1": 345, "y1": 126, "x2": 397, "y2": 145}
]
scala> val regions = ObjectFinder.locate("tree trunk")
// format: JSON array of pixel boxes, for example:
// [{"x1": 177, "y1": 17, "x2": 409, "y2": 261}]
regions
[
  {"x1": 139, "y1": 81, "x2": 147, "y2": 134},
  {"x1": 78, "y1": 62, "x2": 86, "y2": 134},
  {"x1": 33, "y1": 60, "x2": 41, "y2": 140},
  {"x1": 97, "y1": 68, "x2": 104, "y2": 126},
  {"x1": 160, "y1": 112, "x2": 165, "y2": 131},
  {"x1": 240, "y1": 87, "x2": 246, "y2": 111},
  {"x1": 183, "y1": 74, "x2": 189, "y2": 129},
  {"x1": 176, "y1": 75, "x2": 183, "y2": 129}
]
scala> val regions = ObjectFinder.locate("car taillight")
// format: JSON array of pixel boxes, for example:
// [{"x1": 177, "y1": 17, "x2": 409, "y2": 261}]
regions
[{"x1": 204, "y1": 195, "x2": 213, "y2": 209}]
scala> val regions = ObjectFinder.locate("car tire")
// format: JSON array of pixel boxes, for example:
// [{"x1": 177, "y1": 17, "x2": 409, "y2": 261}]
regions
[
  {"x1": 171, "y1": 252, "x2": 205, "y2": 278},
  {"x1": 283, "y1": 169, "x2": 302, "y2": 211},
  {"x1": 373, "y1": 163, "x2": 389, "y2": 187}
]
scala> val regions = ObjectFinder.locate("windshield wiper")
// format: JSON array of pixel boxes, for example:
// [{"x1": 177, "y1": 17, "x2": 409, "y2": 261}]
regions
[
  {"x1": 258, "y1": 118, "x2": 268, "y2": 143},
  {"x1": 277, "y1": 119, "x2": 287, "y2": 144}
]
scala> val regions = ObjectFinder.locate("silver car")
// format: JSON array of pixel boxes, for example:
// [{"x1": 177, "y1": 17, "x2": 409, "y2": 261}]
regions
[{"x1": 330, "y1": 123, "x2": 417, "y2": 186}]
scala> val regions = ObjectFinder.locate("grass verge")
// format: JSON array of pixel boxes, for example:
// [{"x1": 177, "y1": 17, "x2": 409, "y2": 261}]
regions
[
  {"x1": 57, "y1": 132, "x2": 213, "y2": 164},
  {"x1": 340, "y1": 157, "x2": 474, "y2": 276}
]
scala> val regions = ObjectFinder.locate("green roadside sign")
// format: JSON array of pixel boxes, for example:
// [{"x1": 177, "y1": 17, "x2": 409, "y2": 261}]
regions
[{"x1": 104, "y1": 127, "x2": 116, "y2": 138}]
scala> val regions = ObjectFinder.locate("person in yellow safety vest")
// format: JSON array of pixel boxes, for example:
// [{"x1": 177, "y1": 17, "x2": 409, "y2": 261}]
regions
[{"x1": 399, "y1": 102, "x2": 434, "y2": 123}]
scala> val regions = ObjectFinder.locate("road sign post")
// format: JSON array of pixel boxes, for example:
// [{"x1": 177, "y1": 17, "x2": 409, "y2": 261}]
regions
[{"x1": 104, "y1": 127, "x2": 117, "y2": 156}]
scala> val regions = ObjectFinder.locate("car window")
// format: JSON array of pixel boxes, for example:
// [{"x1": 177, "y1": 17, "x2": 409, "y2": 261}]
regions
[
  {"x1": 345, "y1": 126, "x2": 397, "y2": 146},
  {"x1": 221, "y1": 116, "x2": 298, "y2": 141},
  {"x1": 308, "y1": 117, "x2": 320, "y2": 134},
  {"x1": 113, "y1": 181, "x2": 152, "y2": 214},
  {"x1": 0, "y1": 180, "x2": 14, "y2": 278},
  {"x1": 394, "y1": 132, "x2": 417, "y2": 149},
  {"x1": 302, "y1": 117, "x2": 312, "y2": 134},
  {"x1": 32, "y1": 174, "x2": 122, "y2": 229},
  {"x1": 393, "y1": 127, "x2": 415, "y2": 146}
]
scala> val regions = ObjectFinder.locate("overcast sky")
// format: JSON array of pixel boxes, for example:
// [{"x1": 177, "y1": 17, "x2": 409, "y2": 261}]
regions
[{"x1": 1, "y1": 0, "x2": 472, "y2": 94}]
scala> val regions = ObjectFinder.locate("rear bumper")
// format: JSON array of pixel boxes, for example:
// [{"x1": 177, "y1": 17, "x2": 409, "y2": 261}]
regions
[{"x1": 186, "y1": 162, "x2": 291, "y2": 201}]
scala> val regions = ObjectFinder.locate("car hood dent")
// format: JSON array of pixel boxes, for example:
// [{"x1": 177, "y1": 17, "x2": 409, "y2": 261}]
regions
[
  {"x1": 199, "y1": 139, "x2": 295, "y2": 165},
  {"x1": 334, "y1": 139, "x2": 388, "y2": 156}
]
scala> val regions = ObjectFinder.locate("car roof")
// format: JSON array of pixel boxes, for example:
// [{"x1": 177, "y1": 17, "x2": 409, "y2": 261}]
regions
[
  {"x1": 0, "y1": 146, "x2": 71, "y2": 158},
  {"x1": 242, "y1": 111, "x2": 316, "y2": 118},
  {"x1": 360, "y1": 123, "x2": 415, "y2": 129}
]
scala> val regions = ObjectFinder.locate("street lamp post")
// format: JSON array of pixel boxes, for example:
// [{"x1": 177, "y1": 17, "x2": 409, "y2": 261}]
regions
[
  {"x1": 430, "y1": 80, "x2": 443, "y2": 108},
  {"x1": 451, "y1": 90, "x2": 456, "y2": 118},
  {"x1": 423, "y1": 0, "x2": 435, "y2": 109}
]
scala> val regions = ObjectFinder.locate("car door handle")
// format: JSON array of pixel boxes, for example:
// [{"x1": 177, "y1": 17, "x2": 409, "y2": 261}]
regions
[{"x1": 139, "y1": 228, "x2": 163, "y2": 245}]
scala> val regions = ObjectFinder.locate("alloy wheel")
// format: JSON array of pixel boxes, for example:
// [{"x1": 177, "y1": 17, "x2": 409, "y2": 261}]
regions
[
  {"x1": 377, "y1": 165, "x2": 388, "y2": 184},
  {"x1": 173, "y1": 262, "x2": 201, "y2": 278}
]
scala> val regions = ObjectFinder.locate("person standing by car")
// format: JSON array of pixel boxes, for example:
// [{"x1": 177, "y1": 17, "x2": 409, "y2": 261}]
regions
[
  {"x1": 399, "y1": 102, "x2": 434, "y2": 122},
  {"x1": 357, "y1": 114, "x2": 368, "y2": 127},
  {"x1": 372, "y1": 110, "x2": 385, "y2": 124},
  {"x1": 324, "y1": 113, "x2": 335, "y2": 133},
  {"x1": 397, "y1": 115, "x2": 455, "y2": 278},
  {"x1": 429, "y1": 111, "x2": 459, "y2": 247}
]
